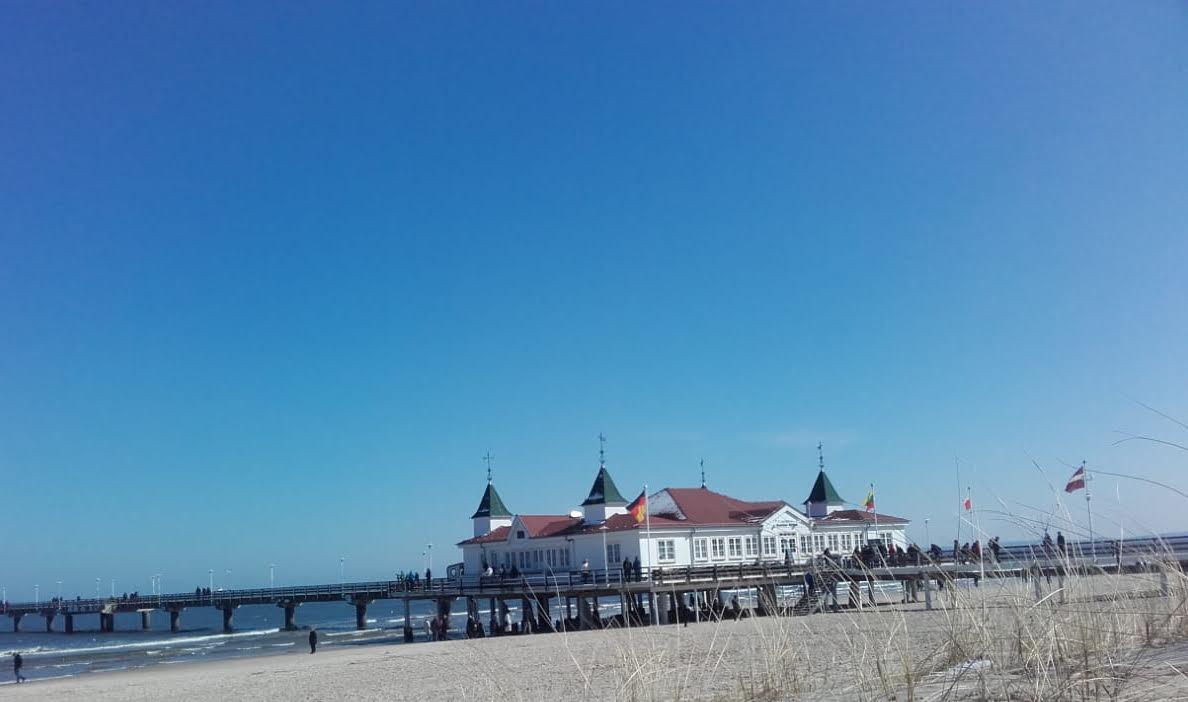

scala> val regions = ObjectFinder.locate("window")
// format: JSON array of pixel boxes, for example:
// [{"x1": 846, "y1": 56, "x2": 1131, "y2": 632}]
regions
[
  {"x1": 827, "y1": 534, "x2": 839, "y2": 551},
  {"x1": 841, "y1": 534, "x2": 852, "y2": 551},
  {"x1": 606, "y1": 543, "x2": 621, "y2": 564},
  {"x1": 710, "y1": 537, "x2": 726, "y2": 559},
  {"x1": 744, "y1": 536, "x2": 757, "y2": 557},
  {"x1": 516, "y1": 530, "x2": 526, "y2": 539},
  {"x1": 800, "y1": 536, "x2": 810, "y2": 554},
  {"x1": 561, "y1": 549, "x2": 571, "y2": 567},
  {"x1": 780, "y1": 537, "x2": 796, "y2": 559},
  {"x1": 882, "y1": 532, "x2": 893, "y2": 545},
  {"x1": 693, "y1": 538, "x2": 708, "y2": 561},
  {"x1": 762, "y1": 536, "x2": 777, "y2": 557},
  {"x1": 728, "y1": 537, "x2": 743, "y2": 558},
  {"x1": 813, "y1": 534, "x2": 825, "y2": 554},
  {"x1": 657, "y1": 539, "x2": 676, "y2": 562}
]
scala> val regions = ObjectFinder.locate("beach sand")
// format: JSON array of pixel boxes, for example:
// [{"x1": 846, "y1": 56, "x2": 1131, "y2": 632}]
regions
[{"x1": 6, "y1": 573, "x2": 1188, "y2": 701}]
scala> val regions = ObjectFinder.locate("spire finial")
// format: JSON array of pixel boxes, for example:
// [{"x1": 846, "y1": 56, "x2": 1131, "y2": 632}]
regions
[
  {"x1": 818, "y1": 442, "x2": 825, "y2": 471},
  {"x1": 598, "y1": 433, "x2": 607, "y2": 468},
  {"x1": 700, "y1": 458, "x2": 706, "y2": 489},
  {"x1": 483, "y1": 451, "x2": 494, "y2": 483}
]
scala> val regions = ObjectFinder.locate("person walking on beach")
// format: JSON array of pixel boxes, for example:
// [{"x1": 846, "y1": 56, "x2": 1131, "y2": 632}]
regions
[
  {"x1": 308, "y1": 629, "x2": 318, "y2": 654},
  {"x1": 12, "y1": 653, "x2": 26, "y2": 683}
]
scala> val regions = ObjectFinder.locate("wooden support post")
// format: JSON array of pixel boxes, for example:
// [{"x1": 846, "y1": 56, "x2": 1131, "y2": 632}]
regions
[
  {"x1": 45, "y1": 612, "x2": 55, "y2": 632},
  {"x1": 403, "y1": 599, "x2": 413, "y2": 642},
  {"x1": 169, "y1": 609, "x2": 181, "y2": 632},
  {"x1": 283, "y1": 604, "x2": 298, "y2": 631},
  {"x1": 489, "y1": 598, "x2": 498, "y2": 635},
  {"x1": 355, "y1": 602, "x2": 368, "y2": 630},
  {"x1": 141, "y1": 611, "x2": 151, "y2": 630},
  {"x1": 65, "y1": 613, "x2": 74, "y2": 634},
  {"x1": 924, "y1": 574, "x2": 933, "y2": 611},
  {"x1": 221, "y1": 607, "x2": 234, "y2": 633}
]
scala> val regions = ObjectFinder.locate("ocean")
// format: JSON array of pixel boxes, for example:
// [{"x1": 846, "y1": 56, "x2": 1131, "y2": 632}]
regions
[{"x1": 0, "y1": 598, "x2": 488, "y2": 684}]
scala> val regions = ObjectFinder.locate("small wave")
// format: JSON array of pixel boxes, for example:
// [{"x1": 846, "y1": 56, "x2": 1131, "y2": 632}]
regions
[
  {"x1": 16, "y1": 628, "x2": 282, "y2": 658},
  {"x1": 270, "y1": 643, "x2": 295, "y2": 648}
]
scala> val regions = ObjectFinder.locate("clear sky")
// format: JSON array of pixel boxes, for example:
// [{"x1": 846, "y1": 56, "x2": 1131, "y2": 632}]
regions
[{"x1": 2, "y1": 2, "x2": 1187, "y2": 598}]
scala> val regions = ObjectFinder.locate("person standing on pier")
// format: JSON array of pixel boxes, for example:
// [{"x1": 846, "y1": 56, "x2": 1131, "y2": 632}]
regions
[
  {"x1": 632, "y1": 555, "x2": 642, "y2": 582},
  {"x1": 13, "y1": 653, "x2": 25, "y2": 683},
  {"x1": 308, "y1": 629, "x2": 318, "y2": 654}
]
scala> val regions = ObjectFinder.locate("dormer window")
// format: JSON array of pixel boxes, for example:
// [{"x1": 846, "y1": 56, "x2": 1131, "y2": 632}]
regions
[{"x1": 517, "y1": 530, "x2": 526, "y2": 539}]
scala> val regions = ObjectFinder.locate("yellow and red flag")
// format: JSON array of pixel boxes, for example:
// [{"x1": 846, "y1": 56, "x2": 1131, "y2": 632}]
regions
[{"x1": 627, "y1": 490, "x2": 648, "y2": 523}]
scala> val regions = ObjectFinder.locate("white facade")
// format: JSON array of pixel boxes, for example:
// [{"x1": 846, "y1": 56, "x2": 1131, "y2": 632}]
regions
[{"x1": 460, "y1": 475, "x2": 911, "y2": 575}]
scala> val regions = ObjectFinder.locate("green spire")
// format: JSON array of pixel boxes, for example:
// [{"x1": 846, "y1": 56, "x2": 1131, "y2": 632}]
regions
[
  {"x1": 471, "y1": 481, "x2": 511, "y2": 519},
  {"x1": 804, "y1": 470, "x2": 844, "y2": 505},
  {"x1": 581, "y1": 466, "x2": 626, "y2": 506}
]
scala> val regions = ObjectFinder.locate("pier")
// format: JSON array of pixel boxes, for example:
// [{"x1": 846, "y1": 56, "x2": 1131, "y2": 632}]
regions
[{"x1": 5, "y1": 535, "x2": 1185, "y2": 640}]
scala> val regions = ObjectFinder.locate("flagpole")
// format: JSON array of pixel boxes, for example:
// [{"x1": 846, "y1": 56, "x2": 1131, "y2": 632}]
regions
[
  {"x1": 954, "y1": 458, "x2": 962, "y2": 547},
  {"x1": 871, "y1": 483, "x2": 878, "y2": 556},
  {"x1": 644, "y1": 483, "x2": 656, "y2": 625},
  {"x1": 1084, "y1": 461, "x2": 1095, "y2": 562},
  {"x1": 971, "y1": 485, "x2": 984, "y2": 582}
]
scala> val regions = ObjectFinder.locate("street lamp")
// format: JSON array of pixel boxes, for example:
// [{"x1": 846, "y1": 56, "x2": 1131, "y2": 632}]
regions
[
  {"x1": 427, "y1": 543, "x2": 433, "y2": 573},
  {"x1": 95, "y1": 577, "x2": 101, "y2": 600},
  {"x1": 600, "y1": 525, "x2": 610, "y2": 584},
  {"x1": 111, "y1": 579, "x2": 116, "y2": 598},
  {"x1": 225, "y1": 569, "x2": 232, "y2": 592},
  {"x1": 339, "y1": 557, "x2": 345, "y2": 584},
  {"x1": 56, "y1": 580, "x2": 62, "y2": 602},
  {"x1": 34, "y1": 584, "x2": 39, "y2": 605},
  {"x1": 924, "y1": 518, "x2": 931, "y2": 548},
  {"x1": 269, "y1": 564, "x2": 275, "y2": 591},
  {"x1": 208, "y1": 569, "x2": 214, "y2": 598}
]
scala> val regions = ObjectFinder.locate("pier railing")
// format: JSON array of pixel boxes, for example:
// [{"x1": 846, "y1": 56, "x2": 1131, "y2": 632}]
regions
[{"x1": 6, "y1": 534, "x2": 1187, "y2": 615}]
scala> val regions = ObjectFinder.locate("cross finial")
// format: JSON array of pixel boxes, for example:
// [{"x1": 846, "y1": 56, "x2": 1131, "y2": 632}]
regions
[
  {"x1": 483, "y1": 451, "x2": 494, "y2": 483},
  {"x1": 598, "y1": 433, "x2": 607, "y2": 467},
  {"x1": 700, "y1": 458, "x2": 706, "y2": 489},
  {"x1": 818, "y1": 442, "x2": 824, "y2": 471}
]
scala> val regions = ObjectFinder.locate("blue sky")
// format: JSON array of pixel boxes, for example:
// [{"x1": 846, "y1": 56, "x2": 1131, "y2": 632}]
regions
[{"x1": 2, "y1": 2, "x2": 1187, "y2": 597}]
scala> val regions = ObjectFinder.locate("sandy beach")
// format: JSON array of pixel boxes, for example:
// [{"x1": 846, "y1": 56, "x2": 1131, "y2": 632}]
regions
[{"x1": 7, "y1": 573, "x2": 1188, "y2": 701}]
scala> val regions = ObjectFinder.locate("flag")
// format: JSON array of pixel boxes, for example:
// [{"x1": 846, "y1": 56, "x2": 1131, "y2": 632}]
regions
[
  {"x1": 963, "y1": 497, "x2": 972, "y2": 511},
  {"x1": 627, "y1": 490, "x2": 648, "y2": 523},
  {"x1": 1065, "y1": 466, "x2": 1086, "y2": 493},
  {"x1": 864, "y1": 489, "x2": 875, "y2": 512}
]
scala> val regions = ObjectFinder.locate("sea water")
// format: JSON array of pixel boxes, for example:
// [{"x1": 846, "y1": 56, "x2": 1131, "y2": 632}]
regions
[{"x1": 0, "y1": 598, "x2": 495, "y2": 684}]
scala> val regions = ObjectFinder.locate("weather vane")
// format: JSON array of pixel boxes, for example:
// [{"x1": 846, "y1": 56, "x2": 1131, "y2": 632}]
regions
[
  {"x1": 598, "y1": 433, "x2": 607, "y2": 467},
  {"x1": 483, "y1": 451, "x2": 494, "y2": 482}
]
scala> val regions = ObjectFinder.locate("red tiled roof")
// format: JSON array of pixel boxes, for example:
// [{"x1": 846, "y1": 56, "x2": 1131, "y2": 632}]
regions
[
  {"x1": 658, "y1": 487, "x2": 786, "y2": 526},
  {"x1": 517, "y1": 515, "x2": 582, "y2": 538},
  {"x1": 457, "y1": 525, "x2": 511, "y2": 546},
  {"x1": 816, "y1": 509, "x2": 909, "y2": 525}
]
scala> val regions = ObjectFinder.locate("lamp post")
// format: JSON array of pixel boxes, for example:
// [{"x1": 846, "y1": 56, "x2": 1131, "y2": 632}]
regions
[
  {"x1": 111, "y1": 579, "x2": 116, "y2": 598},
  {"x1": 427, "y1": 543, "x2": 433, "y2": 574},
  {"x1": 269, "y1": 564, "x2": 275, "y2": 592},
  {"x1": 95, "y1": 578, "x2": 100, "y2": 601},
  {"x1": 34, "y1": 584, "x2": 39, "y2": 605},
  {"x1": 600, "y1": 525, "x2": 610, "y2": 585},
  {"x1": 924, "y1": 518, "x2": 931, "y2": 548},
  {"x1": 339, "y1": 557, "x2": 345, "y2": 585},
  {"x1": 208, "y1": 570, "x2": 214, "y2": 602},
  {"x1": 225, "y1": 569, "x2": 232, "y2": 592},
  {"x1": 56, "y1": 580, "x2": 62, "y2": 602}
]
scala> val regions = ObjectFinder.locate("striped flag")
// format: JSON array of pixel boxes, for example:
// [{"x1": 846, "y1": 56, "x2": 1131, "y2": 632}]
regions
[
  {"x1": 863, "y1": 489, "x2": 875, "y2": 512},
  {"x1": 627, "y1": 490, "x2": 648, "y2": 523},
  {"x1": 1065, "y1": 466, "x2": 1086, "y2": 493}
]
